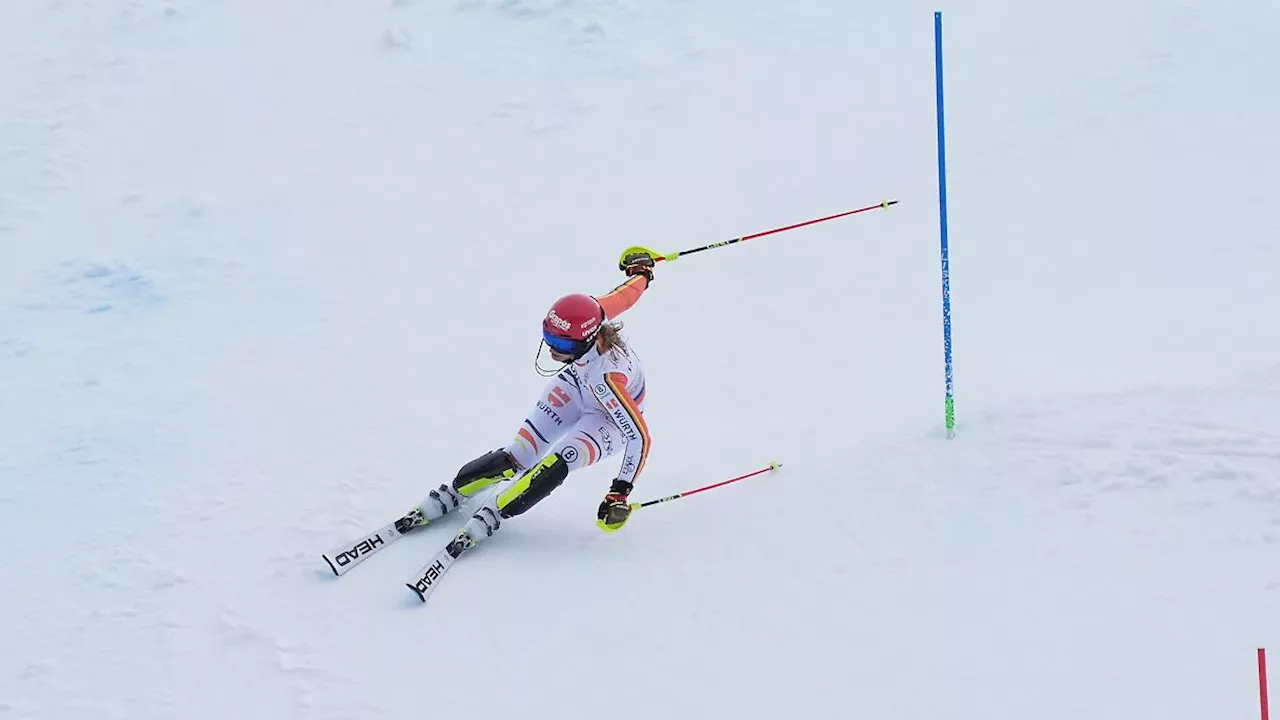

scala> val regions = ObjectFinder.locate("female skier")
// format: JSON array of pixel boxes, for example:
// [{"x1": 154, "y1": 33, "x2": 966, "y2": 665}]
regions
[{"x1": 395, "y1": 248, "x2": 657, "y2": 554}]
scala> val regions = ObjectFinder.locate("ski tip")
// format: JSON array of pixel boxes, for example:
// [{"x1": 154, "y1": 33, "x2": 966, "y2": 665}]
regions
[
  {"x1": 406, "y1": 584, "x2": 426, "y2": 603},
  {"x1": 322, "y1": 555, "x2": 341, "y2": 577}
]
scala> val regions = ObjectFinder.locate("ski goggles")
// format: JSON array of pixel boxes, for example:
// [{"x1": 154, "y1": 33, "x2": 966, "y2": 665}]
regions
[{"x1": 543, "y1": 327, "x2": 587, "y2": 355}]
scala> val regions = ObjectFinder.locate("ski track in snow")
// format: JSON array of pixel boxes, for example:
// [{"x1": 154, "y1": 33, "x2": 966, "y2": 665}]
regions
[
  {"x1": 985, "y1": 376, "x2": 1280, "y2": 530},
  {"x1": 0, "y1": 1, "x2": 204, "y2": 241}
]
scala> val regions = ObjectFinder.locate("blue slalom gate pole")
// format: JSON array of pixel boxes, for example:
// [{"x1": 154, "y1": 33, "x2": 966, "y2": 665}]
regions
[{"x1": 934, "y1": 10, "x2": 955, "y2": 439}]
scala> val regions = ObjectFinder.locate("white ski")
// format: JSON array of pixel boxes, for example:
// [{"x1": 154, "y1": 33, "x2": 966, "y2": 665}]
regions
[
  {"x1": 321, "y1": 522, "x2": 407, "y2": 576},
  {"x1": 405, "y1": 542, "x2": 464, "y2": 603}
]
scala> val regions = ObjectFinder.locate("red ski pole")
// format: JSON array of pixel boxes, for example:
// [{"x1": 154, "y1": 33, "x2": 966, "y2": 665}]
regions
[
  {"x1": 654, "y1": 201, "x2": 897, "y2": 263},
  {"x1": 630, "y1": 462, "x2": 782, "y2": 510}
]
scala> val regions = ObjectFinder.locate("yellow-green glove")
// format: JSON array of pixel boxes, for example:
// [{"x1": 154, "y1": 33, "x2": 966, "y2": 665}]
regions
[
  {"x1": 596, "y1": 479, "x2": 633, "y2": 532},
  {"x1": 617, "y1": 246, "x2": 658, "y2": 283}
]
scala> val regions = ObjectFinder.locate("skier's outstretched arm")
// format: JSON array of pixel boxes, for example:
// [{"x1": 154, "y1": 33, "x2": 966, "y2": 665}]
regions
[{"x1": 596, "y1": 248, "x2": 656, "y2": 319}]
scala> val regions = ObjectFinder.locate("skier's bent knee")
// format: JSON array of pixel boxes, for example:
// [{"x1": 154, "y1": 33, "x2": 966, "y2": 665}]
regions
[
  {"x1": 452, "y1": 449, "x2": 519, "y2": 496},
  {"x1": 496, "y1": 453, "x2": 570, "y2": 518}
]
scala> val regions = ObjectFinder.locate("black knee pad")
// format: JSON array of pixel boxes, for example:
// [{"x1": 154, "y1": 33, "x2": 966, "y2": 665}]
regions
[
  {"x1": 452, "y1": 449, "x2": 517, "y2": 492},
  {"x1": 499, "y1": 454, "x2": 569, "y2": 518}
]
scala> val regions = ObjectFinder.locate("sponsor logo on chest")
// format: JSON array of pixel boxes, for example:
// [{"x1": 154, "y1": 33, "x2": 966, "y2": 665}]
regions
[
  {"x1": 592, "y1": 382, "x2": 639, "y2": 442},
  {"x1": 537, "y1": 400, "x2": 564, "y2": 425}
]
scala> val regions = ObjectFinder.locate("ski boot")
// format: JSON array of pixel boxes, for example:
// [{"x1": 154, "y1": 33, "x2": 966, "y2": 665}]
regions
[
  {"x1": 445, "y1": 452, "x2": 571, "y2": 553},
  {"x1": 395, "y1": 449, "x2": 520, "y2": 533},
  {"x1": 443, "y1": 504, "x2": 500, "y2": 558}
]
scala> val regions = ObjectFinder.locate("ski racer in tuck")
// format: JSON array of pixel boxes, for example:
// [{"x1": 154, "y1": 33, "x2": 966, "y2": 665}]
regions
[{"x1": 396, "y1": 248, "x2": 657, "y2": 554}]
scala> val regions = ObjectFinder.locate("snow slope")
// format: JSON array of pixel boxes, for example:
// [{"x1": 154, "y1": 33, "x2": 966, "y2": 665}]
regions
[{"x1": 2, "y1": 1, "x2": 1278, "y2": 718}]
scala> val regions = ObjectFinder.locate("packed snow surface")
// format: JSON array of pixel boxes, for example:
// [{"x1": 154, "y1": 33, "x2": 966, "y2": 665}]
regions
[{"x1": 2, "y1": 1, "x2": 1278, "y2": 718}]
